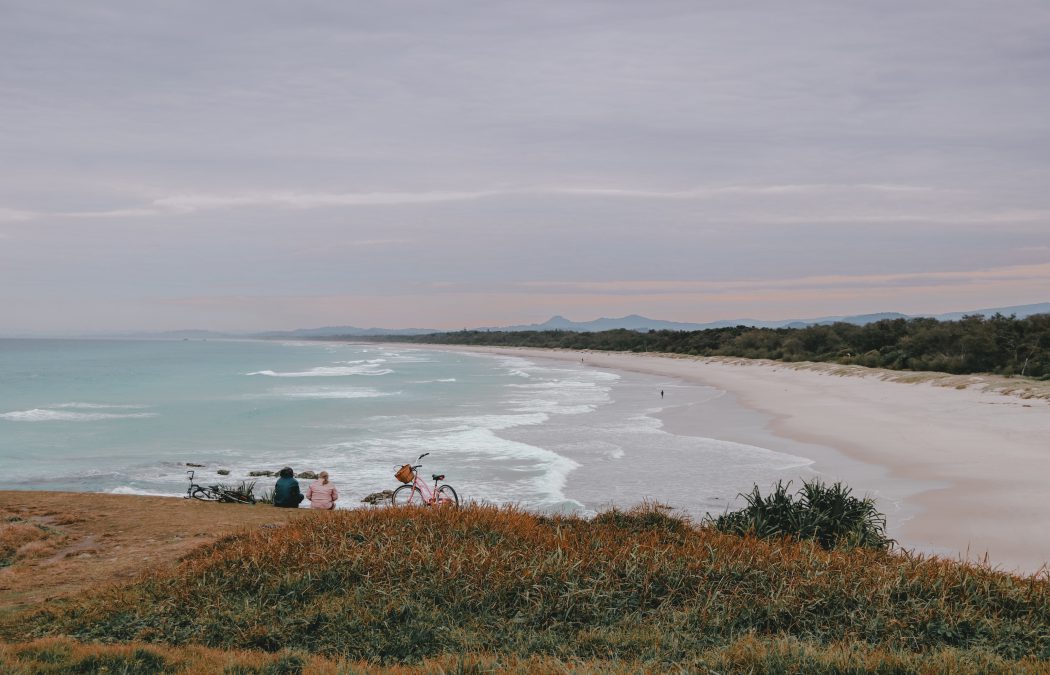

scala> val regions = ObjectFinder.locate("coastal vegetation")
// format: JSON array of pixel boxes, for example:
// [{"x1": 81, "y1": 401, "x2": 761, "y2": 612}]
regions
[
  {"x1": 3, "y1": 502, "x2": 1048, "y2": 672},
  {"x1": 709, "y1": 480, "x2": 892, "y2": 551},
  {"x1": 362, "y1": 313, "x2": 1050, "y2": 378}
]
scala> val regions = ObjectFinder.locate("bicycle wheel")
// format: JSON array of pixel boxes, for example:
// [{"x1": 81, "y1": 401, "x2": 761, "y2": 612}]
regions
[
  {"x1": 391, "y1": 485, "x2": 424, "y2": 506},
  {"x1": 436, "y1": 485, "x2": 459, "y2": 507},
  {"x1": 190, "y1": 486, "x2": 214, "y2": 501}
]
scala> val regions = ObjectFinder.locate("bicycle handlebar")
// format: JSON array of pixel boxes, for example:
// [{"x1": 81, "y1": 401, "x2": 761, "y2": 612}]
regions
[{"x1": 418, "y1": 452, "x2": 429, "y2": 461}]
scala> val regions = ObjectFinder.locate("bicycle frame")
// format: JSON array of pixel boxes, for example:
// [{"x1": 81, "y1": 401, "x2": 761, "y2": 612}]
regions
[
  {"x1": 391, "y1": 453, "x2": 458, "y2": 507},
  {"x1": 186, "y1": 470, "x2": 255, "y2": 504},
  {"x1": 401, "y1": 473, "x2": 442, "y2": 506},
  {"x1": 186, "y1": 470, "x2": 203, "y2": 498}
]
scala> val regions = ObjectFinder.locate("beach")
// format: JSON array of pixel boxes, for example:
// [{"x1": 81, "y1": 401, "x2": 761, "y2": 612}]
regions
[
  {"x1": 2, "y1": 339, "x2": 1047, "y2": 575},
  {"x1": 424, "y1": 346, "x2": 1050, "y2": 575}
]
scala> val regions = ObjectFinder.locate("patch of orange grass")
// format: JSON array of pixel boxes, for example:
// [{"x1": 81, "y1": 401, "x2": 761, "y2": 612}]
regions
[
  {"x1": 0, "y1": 522, "x2": 55, "y2": 567},
  {"x1": 2, "y1": 635, "x2": 1046, "y2": 674},
  {"x1": 11, "y1": 505, "x2": 1050, "y2": 667}
]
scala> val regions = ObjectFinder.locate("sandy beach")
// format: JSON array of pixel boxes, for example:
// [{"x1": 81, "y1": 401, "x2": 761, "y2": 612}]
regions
[{"x1": 426, "y1": 346, "x2": 1050, "y2": 575}]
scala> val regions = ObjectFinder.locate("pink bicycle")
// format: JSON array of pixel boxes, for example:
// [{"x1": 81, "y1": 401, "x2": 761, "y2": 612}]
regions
[{"x1": 391, "y1": 453, "x2": 460, "y2": 507}]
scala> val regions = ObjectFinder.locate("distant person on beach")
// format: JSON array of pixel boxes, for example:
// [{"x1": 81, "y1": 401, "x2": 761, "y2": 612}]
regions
[
  {"x1": 661, "y1": 390, "x2": 664, "y2": 398},
  {"x1": 272, "y1": 467, "x2": 304, "y2": 508},
  {"x1": 306, "y1": 471, "x2": 339, "y2": 510}
]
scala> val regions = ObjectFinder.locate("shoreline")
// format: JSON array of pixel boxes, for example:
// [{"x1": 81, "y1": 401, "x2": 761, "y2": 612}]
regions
[{"x1": 397, "y1": 344, "x2": 1050, "y2": 574}]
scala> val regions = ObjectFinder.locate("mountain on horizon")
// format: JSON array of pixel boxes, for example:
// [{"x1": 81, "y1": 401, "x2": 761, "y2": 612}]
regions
[
  {"x1": 916, "y1": 302, "x2": 1050, "y2": 323},
  {"x1": 53, "y1": 301, "x2": 1050, "y2": 340},
  {"x1": 474, "y1": 302, "x2": 1050, "y2": 333}
]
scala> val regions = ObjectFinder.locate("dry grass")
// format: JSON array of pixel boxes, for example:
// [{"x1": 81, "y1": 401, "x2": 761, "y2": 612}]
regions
[
  {"x1": 2, "y1": 634, "x2": 1048, "y2": 674},
  {"x1": 0, "y1": 511, "x2": 67, "y2": 568},
  {"x1": 7, "y1": 504, "x2": 1048, "y2": 670}
]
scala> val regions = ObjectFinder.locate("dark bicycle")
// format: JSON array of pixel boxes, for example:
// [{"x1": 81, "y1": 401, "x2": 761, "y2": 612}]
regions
[{"x1": 185, "y1": 470, "x2": 256, "y2": 505}]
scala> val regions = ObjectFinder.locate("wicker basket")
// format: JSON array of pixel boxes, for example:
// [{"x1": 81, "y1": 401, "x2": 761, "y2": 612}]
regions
[{"x1": 395, "y1": 464, "x2": 414, "y2": 484}]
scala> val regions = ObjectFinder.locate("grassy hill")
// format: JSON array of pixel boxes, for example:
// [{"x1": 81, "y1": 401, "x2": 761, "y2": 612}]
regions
[{"x1": 2, "y1": 503, "x2": 1048, "y2": 673}]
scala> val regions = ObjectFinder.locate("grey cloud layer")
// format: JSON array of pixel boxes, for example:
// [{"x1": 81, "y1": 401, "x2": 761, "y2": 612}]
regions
[{"x1": 2, "y1": 1, "x2": 1049, "y2": 331}]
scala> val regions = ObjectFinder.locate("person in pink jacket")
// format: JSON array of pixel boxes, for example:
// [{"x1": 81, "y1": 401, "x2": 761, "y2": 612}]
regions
[{"x1": 305, "y1": 471, "x2": 339, "y2": 510}]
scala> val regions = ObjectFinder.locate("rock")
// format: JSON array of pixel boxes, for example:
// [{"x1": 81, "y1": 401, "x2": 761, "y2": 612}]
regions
[
  {"x1": 361, "y1": 490, "x2": 394, "y2": 505},
  {"x1": 296, "y1": 471, "x2": 318, "y2": 480},
  {"x1": 217, "y1": 469, "x2": 230, "y2": 476},
  {"x1": 186, "y1": 463, "x2": 205, "y2": 468},
  {"x1": 249, "y1": 470, "x2": 274, "y2": 477}
]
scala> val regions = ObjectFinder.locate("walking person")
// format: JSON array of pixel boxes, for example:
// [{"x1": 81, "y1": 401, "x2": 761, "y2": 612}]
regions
[
  {"x1": 306, "y1": 471, "x2": 339, "y2": 510},
  {"x1": 272, "y1": 467, "x2": 304, "y2": 508}
]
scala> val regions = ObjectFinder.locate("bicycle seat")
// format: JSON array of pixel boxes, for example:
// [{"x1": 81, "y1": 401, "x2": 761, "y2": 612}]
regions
[{"x1": 432, "y1": 474, "x2": 445, "y2": 481}]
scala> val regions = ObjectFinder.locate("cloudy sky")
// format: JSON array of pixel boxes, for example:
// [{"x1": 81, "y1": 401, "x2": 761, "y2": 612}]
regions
[{"x1": 2, "y1": 1, "x2": 1049, "y2": 333}]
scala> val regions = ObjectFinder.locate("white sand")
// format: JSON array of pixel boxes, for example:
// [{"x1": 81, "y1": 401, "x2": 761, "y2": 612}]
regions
[{"x1": 427, "y1": 345, "x2": 1050, "y2": 575}]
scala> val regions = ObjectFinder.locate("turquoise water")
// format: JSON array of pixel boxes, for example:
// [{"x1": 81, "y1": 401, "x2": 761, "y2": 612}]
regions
[{"x1": 0, "y1": 339, "x2": 815, "y2": 513}]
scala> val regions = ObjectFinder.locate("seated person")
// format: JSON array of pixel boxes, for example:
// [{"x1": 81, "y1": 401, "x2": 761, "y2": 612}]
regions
[
  {"x1": 306, "y1": 470, "x2": 339, "y2": 510},
  {"x1": 272, "y1": 467, "x2": 304, "y2": 508}
]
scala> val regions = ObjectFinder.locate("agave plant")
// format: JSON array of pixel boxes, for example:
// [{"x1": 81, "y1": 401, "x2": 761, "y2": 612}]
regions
[
  {"x1": 215, "y1": 480, "x2": 257, "y2": 503},
  {"x1": 709, "y1": 479, "x2": 893, "y2": 550}
]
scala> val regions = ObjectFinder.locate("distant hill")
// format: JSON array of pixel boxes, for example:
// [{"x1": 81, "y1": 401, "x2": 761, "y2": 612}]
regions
[
  {"x1": 57, "y1": 301, "x2": 1050, "y2": 340},
  {"x1": 922, "y1": 302, "x2": 1050, "y2": 323},
  {"x1": 478, "y1": 303, "x2": 1050, "y2": 333},
  {"x1": 486, "y1": 314, "x2": 722, "y2": 332},
  {"x1": 479, "y1": 311, "x2": 913, "y2": 332}
]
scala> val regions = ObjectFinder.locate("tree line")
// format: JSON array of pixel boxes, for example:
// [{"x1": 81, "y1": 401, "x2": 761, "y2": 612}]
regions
[{"x1": 354, "y1": 313, "x2": 1050, "y2": 378}]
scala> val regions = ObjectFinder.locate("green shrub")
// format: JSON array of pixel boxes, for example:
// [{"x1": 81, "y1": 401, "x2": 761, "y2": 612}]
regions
[
  {"x1": 216, "y1": 480, "x2": 258, "y2": 502},
  {"x1": 709, "y1": 480, "x2": 893, "y2": 550}
]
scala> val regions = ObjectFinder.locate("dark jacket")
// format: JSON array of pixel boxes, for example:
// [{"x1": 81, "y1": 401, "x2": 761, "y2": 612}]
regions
[{"x1": 273, "y1": 475, "x2": 304, "y2": 508}]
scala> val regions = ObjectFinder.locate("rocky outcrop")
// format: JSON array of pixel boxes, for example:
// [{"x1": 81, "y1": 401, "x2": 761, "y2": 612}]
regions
[{"x1": 360, "y1": 490, "x2": 393, "y2": 505}]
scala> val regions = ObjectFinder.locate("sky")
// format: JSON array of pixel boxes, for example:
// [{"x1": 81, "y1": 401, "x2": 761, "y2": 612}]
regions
[{"x1": 2, "y1": 1, "x2": 1049, "y2": 333}]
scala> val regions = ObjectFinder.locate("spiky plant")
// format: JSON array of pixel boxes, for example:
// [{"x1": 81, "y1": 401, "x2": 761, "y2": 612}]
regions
[{"x1": 709, "y1": 479, "x2": 893, "y2": 550}]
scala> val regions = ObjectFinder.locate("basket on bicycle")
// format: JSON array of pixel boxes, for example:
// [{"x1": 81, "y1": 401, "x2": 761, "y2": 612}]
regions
[{"x1": 395, "y1": 464, "x2": 414, "y2": 484}]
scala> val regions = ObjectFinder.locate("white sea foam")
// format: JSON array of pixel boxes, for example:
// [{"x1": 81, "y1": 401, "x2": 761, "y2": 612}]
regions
[
  {"x1": 0, "y1": 408, "x2": 158, "y2": 422},
  {"x1": 505, "y1": 374, "x2": 614, "y2": 416},
  {"x1": 435, "y1": 412, "x2": 549, "y2": 430},
  {"x1": 247, "y1": 363, "x2": 393, "y2": 377},
  {"x1": 53, "y1": 402, "x2": 151, "y2": 410},
  {"x1": 280, "y1": 388, "x2": 396, "y2": 399},
  {"x1": 108, "y1": 486, "x2": 180, "y2": 497},
  {"x1": 409, "y1": 378, "x2": 457, "y2": 384},
  {"x1": 353, "y1": 425, "x2": 581, "y2": 507},
  {"x1": 378, "y1": 351, "x2": 435, "y2": 363}
]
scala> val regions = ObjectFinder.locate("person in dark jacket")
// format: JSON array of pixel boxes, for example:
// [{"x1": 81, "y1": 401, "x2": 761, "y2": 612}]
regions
[{"x1": 272, "y1": 467, "x2": 304, "y2": 508}]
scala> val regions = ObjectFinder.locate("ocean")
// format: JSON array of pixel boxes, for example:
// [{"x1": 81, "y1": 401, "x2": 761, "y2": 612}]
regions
[{"x1": 0, "y1": 338, "x2": 817, "y2": 515}]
